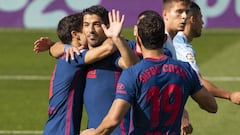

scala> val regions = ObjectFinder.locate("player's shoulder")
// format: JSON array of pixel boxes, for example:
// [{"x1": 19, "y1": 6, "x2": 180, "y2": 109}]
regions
[
  {"x1": 173, "y1": 37, "x2": 194, "y2": 54},
  {"x1": 169, "y1": 57, "x2": 192, "y2": 69},
  {"x1": 123, "y1": 59, "x2": 145, "y2": 73},
  {"x1": 173, "y1": 32, "x2": 191, "y2": 47}
]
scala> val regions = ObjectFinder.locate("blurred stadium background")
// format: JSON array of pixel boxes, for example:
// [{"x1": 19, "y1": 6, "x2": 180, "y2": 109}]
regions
[{"x1": 0, "y1": 0, "x2": 239, "y2": 135}]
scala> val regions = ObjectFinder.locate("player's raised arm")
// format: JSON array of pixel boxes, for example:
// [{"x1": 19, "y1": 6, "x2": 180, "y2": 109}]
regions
[{"x1": 102, "y1": 9, "x2": 140, "y2": 69}]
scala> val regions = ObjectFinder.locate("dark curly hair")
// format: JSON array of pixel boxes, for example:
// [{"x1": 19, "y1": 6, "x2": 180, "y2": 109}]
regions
[{"x1": 137, "y1": 10, "x2": 165, "y2": 49}]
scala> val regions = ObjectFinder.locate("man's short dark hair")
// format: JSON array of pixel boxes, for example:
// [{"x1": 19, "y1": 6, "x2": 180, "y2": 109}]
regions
[
  {"x1": 187, "y1": 1, "x2": 201, "y2": 18},
  {"x1": 57, "y1": 13, "x2": 83, "y2": 44},
  {"x1": 82, "y1": 5, "x2": 109, "y2": 25},
  {"x1": 137, "y1": 10, "x2": 165, "y2": 49}
]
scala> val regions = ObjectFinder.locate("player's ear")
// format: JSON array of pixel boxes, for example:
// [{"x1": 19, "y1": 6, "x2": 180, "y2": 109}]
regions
[
  {"x1": 133, "y1": 25, "x2": 138, "y2": 37},
  {"x1": 189, "y1": 15, "x2": 195, "y2": 24},
  {"x1": 71, "y1": 31, "x2": 80, "y2": 40},
  {"x1": 162, "y1": 10, "x2": 167, "y2": 21},
  {"x1": 136, "y1": 36, "x2": 143, "y2": 48},
  {"x1": 71, "y1": 31, "x2": 77, "y2": 37}
]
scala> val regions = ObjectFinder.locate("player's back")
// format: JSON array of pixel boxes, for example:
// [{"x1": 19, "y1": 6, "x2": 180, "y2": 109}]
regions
[
  {"x1": 84, "y1": 51, "x2": 130, "y2": 135},
  {"x1": 43, "y1": 53, "x2": 87, "y2": 135},
  {"x1": 117, "y1": 55, "x2": 202, "y2": 135}
]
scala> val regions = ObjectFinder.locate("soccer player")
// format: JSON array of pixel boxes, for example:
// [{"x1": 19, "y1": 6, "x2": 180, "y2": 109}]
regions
[
  {"x1": 42, "y1": 13, "x2": 86, "y2": 135},
  {"x1": 128, "y1": 0, "x2": 190, "y2": 60},
  {"x1": 162, "y1": 0, "x2": 190, "y2": 59},
  {"x1": 174, "y1": 1, "x2": 240, "y2": 104},
  {"x1": 81, "y1": 6, "x2": 139, "y2": 135},
  {"x1": 35, "y1": 6, "x2": 140, "y2": 135},
  {"x1": 173, "y1": 2, "x2": 240, "y2": 134},
  {"x1": 81, "y1": 10, "x2": 217, "y2": 135},
  {"x1": 130, "y1": 1, "x2": 193, "y2": 133},
  {"x1": 162, "y1": 1, "x2": 197, "y2": 134},
  {"x1": 41, "y1": 13, "x2": 117, "y2": 135},
  {"x1": 173, "y1": 0, "x2": 240, "y2": 129}
]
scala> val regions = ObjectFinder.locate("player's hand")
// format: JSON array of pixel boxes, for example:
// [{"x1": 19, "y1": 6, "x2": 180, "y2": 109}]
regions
[
  {"x1": 64, "y1": 46, "x2": 85, "y2": 62},
  {"x1": 102, "y1": 9, "x2": 125, "y2": 38},
  {"x1": 181, "y1": 109, "x2": 193, "y2": 135},
  {"x1": 33, "y1": 37, "x2": 54, "y2": 54},
  {"x1": 80, "y1": 128, "x2": 96, "y2": 135},
  {"x1": 229, "y1": 91, "x2": 240, "y2": 104}
]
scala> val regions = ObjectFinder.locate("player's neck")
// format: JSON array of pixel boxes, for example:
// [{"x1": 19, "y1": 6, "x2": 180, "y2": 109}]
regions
[
  {"x1": 166, "y1": 28, "x2": 177, "y2": 40},
  {"x1": 184, "y1": 32, "x2": 193, "y2": 43},
  {"x1": 183, "y1": 29, "x2": 193, "y2": 43},
  {"x1": 142, "y1": 49, "x2": 164, "y2": 59}
]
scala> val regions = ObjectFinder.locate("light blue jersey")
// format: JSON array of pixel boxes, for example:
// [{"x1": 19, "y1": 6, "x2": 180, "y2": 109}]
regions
[{"x1": 173, "y1": 32, "x2": 200, "y2": 73}]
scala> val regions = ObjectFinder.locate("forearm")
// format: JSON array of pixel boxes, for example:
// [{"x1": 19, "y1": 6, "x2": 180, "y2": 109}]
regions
[
  {"x1": 94, "y1": 99, "x2": 131, "y2": 135},
  {"x1": 85, "y1": 39, "x2": 116, "y2": 64},
  {"x1": 200, "y1": 77, "x2": 231, "y2": 99},
  {"x1": 112, "y1": 36, "x2": 140, "y2": 69},
  {"x1": 49, "y1": 42, "x2": 65, "y2": 58},
  {"x1": 94, "y1": 116, "x2": 119, "y2": 135}
]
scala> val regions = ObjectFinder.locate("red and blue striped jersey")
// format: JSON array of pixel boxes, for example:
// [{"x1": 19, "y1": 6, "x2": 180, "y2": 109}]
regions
[
  {"x1": 84, "y1": 51, "x2": 130, "y2": 135},
  {"x1": 116, "y1": 55, "x2": 202, "y2": 135},
  {"x1": 43, "y1": 50, "x2": 88, "y2": 135}
]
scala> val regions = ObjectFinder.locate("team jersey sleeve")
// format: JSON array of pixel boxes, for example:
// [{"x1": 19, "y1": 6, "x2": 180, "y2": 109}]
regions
[
  {"x1": 185, "y1": 63, "x2": 203, "y2": 95},
  {"x1": 115, "y1": 68, "x2": 136, "y2": 105},
  {"x1": 67, "y1": 49, "x2": 88, "y2": 66}
]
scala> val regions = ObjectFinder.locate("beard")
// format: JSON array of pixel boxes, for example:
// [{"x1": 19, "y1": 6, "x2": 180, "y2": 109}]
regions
[{"x1": 87, "y1": 37, "x2": 106, "y2": 48}]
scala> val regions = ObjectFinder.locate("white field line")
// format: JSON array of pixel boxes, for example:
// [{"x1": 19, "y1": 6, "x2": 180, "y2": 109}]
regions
[
  {"x1": 0, "y1": 130, "x2": 42, "y2": 134},
  {"x1": 204, "y1": 76, "x2": 240, "y2": 82},
  {"x1": 0, "y1": 75, "x2": 240, "y2": 82},
  {"x1": 0, "y1": 75, "x2": 50, "y2": 80}
]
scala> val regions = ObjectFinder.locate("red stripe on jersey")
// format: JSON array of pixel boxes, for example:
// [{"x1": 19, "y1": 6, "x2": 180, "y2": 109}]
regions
[
  {"x1": 49, "y1": 65, "x2": 56, "y2": 99},
  {"x1": 65, "y1": 70, "x2": 81, "y2": 135},
  {"x1": 65, "y1": 87, "x2": 74, "y2": 135},
  {"x1": 115, "y1": 71, "x2": 121, "y2": 91},
  {"x1": 87, "y1": 69, "x2": 96, "y2": 78}
]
